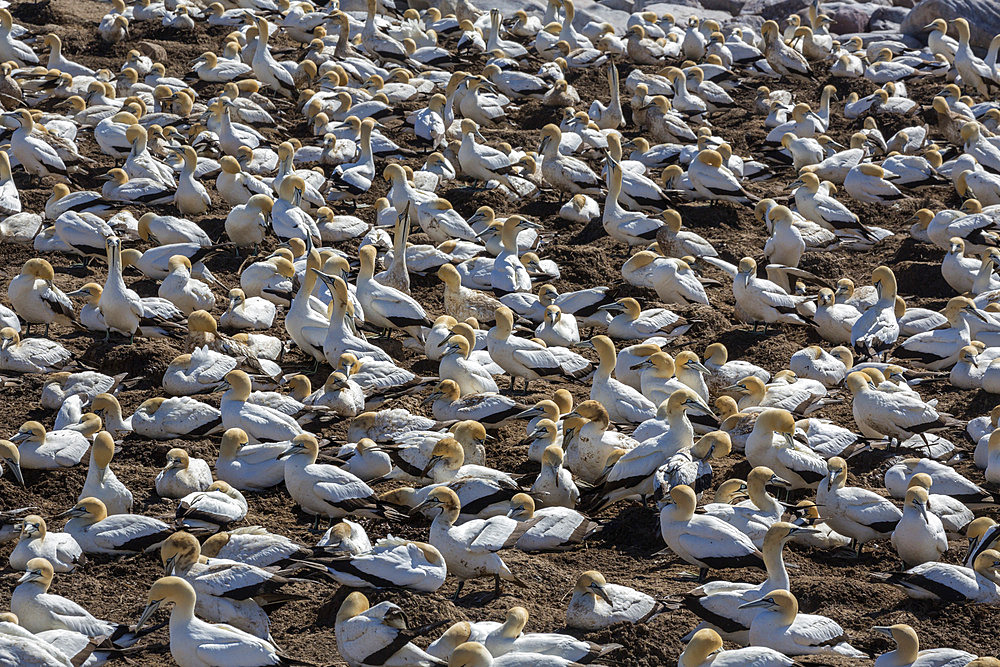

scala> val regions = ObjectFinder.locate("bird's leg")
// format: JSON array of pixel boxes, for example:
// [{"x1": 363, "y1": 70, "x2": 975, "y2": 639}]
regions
[
  {"x1": 43, "y1": 323, "x2": 50, "y2": 338},
  {"x1": 104, "y1": 329, "x2": 111, "y2": 342},
  {"x1": 493, "y1": 574, "x2": 502, "y2": 599},
  {"x1": 451, "y1": 580, "x2": 465, "y2": 601},
  {"x1": 24, "y1": 323, "x2": 30, "y2": 335},
  {"x1": 328, "y1": 517, "x2": 336, "y2": 528},
  {"x1": 310, "y1": 514, "x2": 321, "y2": 531},
  {"x1": 510, "y1": 375, "x2": 516, "y2": 391},
  {"x1": 698, "y1": 567, "x2": 709, "y2": 583},
  {"x1": 522, "y1": 380, "x2": 530, "y2": 395}
]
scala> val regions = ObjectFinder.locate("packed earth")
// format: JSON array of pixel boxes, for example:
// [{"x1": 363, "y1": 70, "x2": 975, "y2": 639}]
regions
[{"x1": 1, "y1": 0, "x2": 1000, "y2": 664}]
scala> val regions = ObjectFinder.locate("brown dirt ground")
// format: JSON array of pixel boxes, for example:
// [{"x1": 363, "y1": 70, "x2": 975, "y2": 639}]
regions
[{"x1": 0, "y1": 1, "x2": 999, "y2": 665}]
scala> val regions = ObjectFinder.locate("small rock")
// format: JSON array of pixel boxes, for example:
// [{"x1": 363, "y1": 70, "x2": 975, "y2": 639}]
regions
[
  {"x1": 902, "y1": 0, "x2": 1000, "y2": 48},
  {"x1": 868, "y1": 5, "x2": 909, "y2": 30},
  {"x1": 138, "y1": 41, "x2": 168, "y2": 62}
]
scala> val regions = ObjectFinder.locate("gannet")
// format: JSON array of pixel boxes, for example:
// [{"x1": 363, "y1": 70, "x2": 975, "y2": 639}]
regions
[
  {"x1": 566, "y1": 570, "x2": 664, "y2": 630},
  {"x1": 7, "y1": 258, "x2": 78, "y2": 336},
  {"x1": 952, "y1": 18, "x2": 998, "y2": 96},
  {"x1": 682, "y1": 522, "x2": 813, "y2": 645},
  {"x1": 506, "y1": 493, "x2": 598, "y2": 552},
  {"x1": 79, "y1": 431, "x2": 132, "y2": 515},
  {"x1": 740, "y1": 589, "x2": 866, "y2": 658},
  {"x1": 873, "y1": 623, "x2": 976, "y2": 667},
  {"x1": 850, "y1": 266, "x2": 899, "y2": 359},
  {"x1": 846, "y1": 372, "x2": 946, "y2": 444},
  {"x1": 154, "y1": 447, "x2": 212, "y2": 498},
  {"x1": 659, "y1": 483, "x2": 764, "y2": 581},
  {"x1": 9, "y1": 516, "x2": 83, "y2": 574},
  {"x1": 585, "y1": 388, "x2": 711, "y2": 508},
  {"x1": 486, "y1": 306, "x2": 592, "y2": 392},
  {"x1": 844, "y1": 163, "x2": 905, "y2": 204},
  {"x1": 201, "y1": 527, "x2": 311, "y2": 568},
  {"x1": 440, "y1": 335, "x2": 499, "y2": 395},
  {"x1": 816, "y1": 456, "x2": 901, "y2": 557},
  {"x1": 221, "y1": 370, "x2": 303, "y2": 443},
  {"x1": 700, "y1": 465, "x2": 785, "y2": 547},
  {"x1": 175, "y1": 480, "x2": 248, "y2": 530},
  {"x1": 0, "y1": 328, "x2": 71, "y2": 373},
  {"x1": 413, "y1": 486, "x2": 529, "y2": 600},
  {"x1": 744, "y1": 409, "x2": 825, "y2": 490},
  {"x1": 789, "y1": 345, "x2": 850, "y2": 387},
  {"x1": 680, "y1": 628, "x2": 795, "y2": 667},
  {"x1": 873, "y1": 549, "x2": 1000, "y2": 602},
  {"x1": 885, "y1": 458, "x2": 993, "y2": 505},
  {"x1": 335, "y1": 591, "x2": 445, "y2": 667},
  {"x1": 588, "y1": 335, "x2": 656, "y2": 423},
  {"x1": 311, "y1": 535, "x2": 447, "y2": 593},
  {"x1": 0, "y1": 610, "x2": 79, "y2": 666},
  {"x1": 9, "y1": 421, "x2": 89, "y2": 469},
  {"x1": 281, "y1": 433, "x2": 398, "y2": 526},
  {"x1": 703, "y1": 343, "x2": 770, "y2": 395},
  {"x1": 891, "y1": 485, "x2": 947, "y2": 568},
  {"x1": 528, "y1": 445, "x2": 579, "y2": 509},
  {"x1": 220, "y1": 288, "x2": 275, "y2": 331},
  {"x1": 159, "y1": 531, "x2": 298, "y2": 639},
  {"x1": 136, "y1": 576, "x2": 295, "y2": 665},
  {"x1": 12, "y1": 558, "x2": 119, "y2": 638},
  {"x1": 733, "y1": 258, "x2": 812, "y2": 329}
]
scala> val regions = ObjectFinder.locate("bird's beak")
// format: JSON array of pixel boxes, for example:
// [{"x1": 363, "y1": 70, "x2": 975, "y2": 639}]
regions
[
  {"x1": 873, "y1": 625, "x2": 894, "y2": 638},
  {"x1": 136, "y1": 598, "x2": 162, "y2": 632},
  {"x1": 688, "y1": 360, "x2": 712, "y2": 375},
  {"x1": 769, "y1": 474, "x2": 791, "y2": 488},
  {"x1": 163, "y1": 554, "x2": 177, "y2": 575},
  {"x1": 420, "y1": 455, "x2": 442, "y2": 476},
  {"x1": 592, "y1": 583, "x2": 613, "y2": 604},
  {"x1": 9, "y1": 431, "x2": 29, "y2": 443},
  {"x1": 782, "y1": 431, "x2": 795, "y2": 448},
  {"x1": 277, "y1": 444, "x2": 301, "y2": 460},
  {"x1": 629, "y1": 358, "x2": 651, "y2": 371},
  {"x1": 737, "y1": 598, "x2": 771, "y2": 610},
  {"x1": 788, "y1": 525, "x2": 818, "y2": 536},
  {"x1": 17, "y1": 569, "x2": 40, "y2": 584},
  {"x1": 7, "y1": 459, "x2": 24, "y2": 486}
]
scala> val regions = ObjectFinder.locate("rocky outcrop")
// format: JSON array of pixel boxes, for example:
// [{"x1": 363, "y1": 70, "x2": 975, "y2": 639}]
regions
[{"x1": 902, "y1": 0, "x2": 1000, "y2": 48}]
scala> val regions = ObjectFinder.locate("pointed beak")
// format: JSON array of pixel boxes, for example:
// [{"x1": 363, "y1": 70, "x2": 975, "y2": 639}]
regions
[
  {"x1": 420, "y1": 455, "x2": 442, "y2": 477},
  {"x1": 17, "y1": 570, "x2": 39, "y2": 584},
  {"x1": 737, "y1": 598, "x2": 770, "y2": 610},
  {"x1": 689, "y1": 361, "x2": 712, "y2": 375},
  {"x1": 873, "y1": 625, "x2": 894, "y2": 638},
  {"x1": 163, "y1": 554, "x2": 177, "y2": 576},
  {"x1": 136, "y1": 599, "x2": 162, "y2": 632},
  {"x1": 7, "y1": 459, "x2": 23, "y2": 486},
  {"x1": 769, "y1": 474, "x2": 791, "y2": 488},
  {"x1": 277, "y1": 444, "x2": 300, "y2": 460}
]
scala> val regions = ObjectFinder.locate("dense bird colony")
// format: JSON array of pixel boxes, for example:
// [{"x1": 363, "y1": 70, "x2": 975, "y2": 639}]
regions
[{"x1": 2, "y1": 0, "x2": 1000, "y2": 664}]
